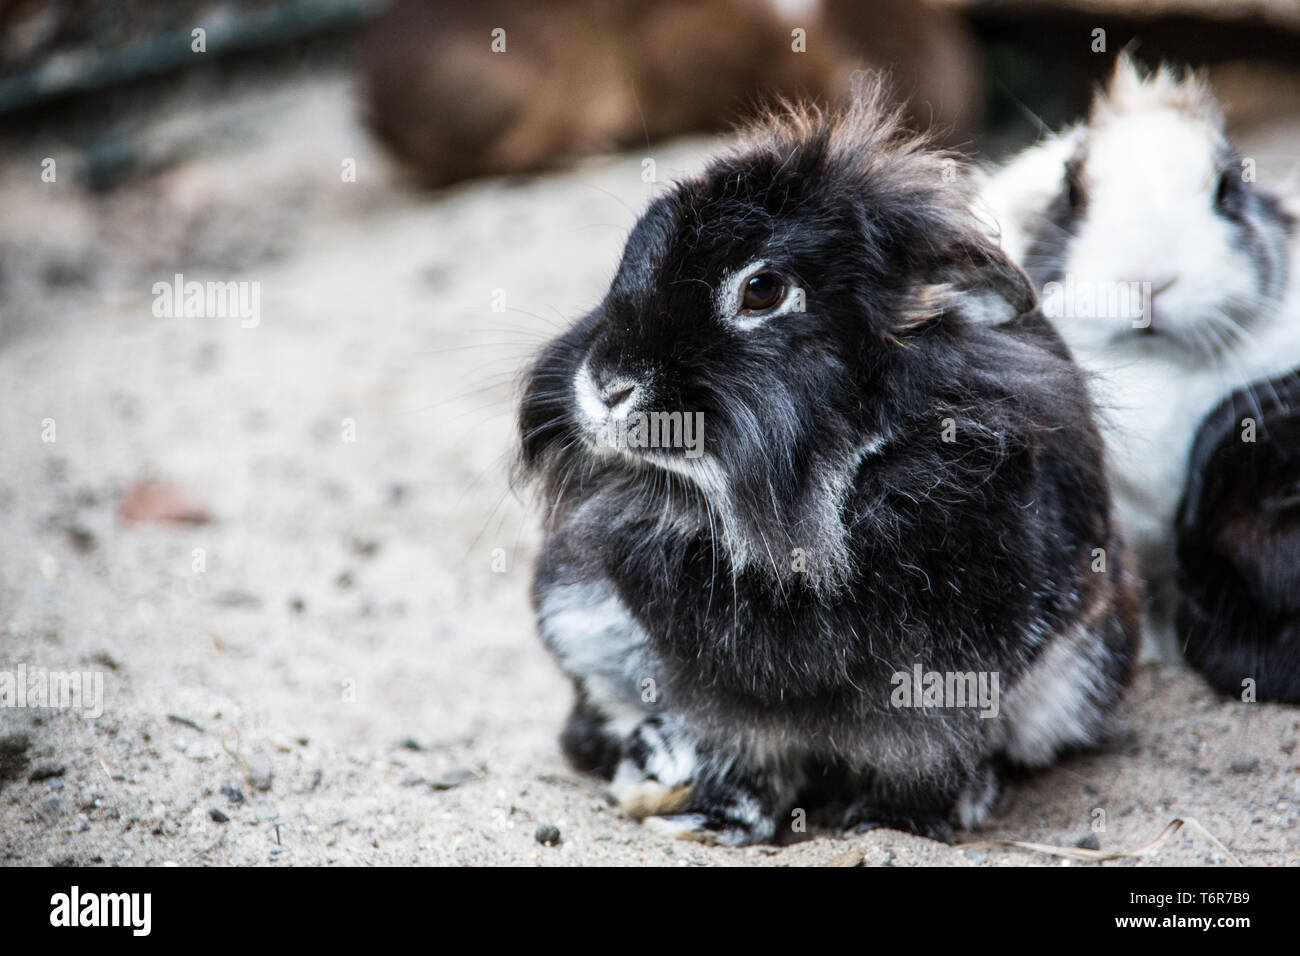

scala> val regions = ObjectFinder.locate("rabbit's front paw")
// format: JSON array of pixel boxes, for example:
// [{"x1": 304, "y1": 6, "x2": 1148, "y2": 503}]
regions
[
  {"x1": 644, "y1": 795, "x2": 777, "y2": 847},
  {"x1": 644, "y1": 769, "x2": 782, "y2": 846},
  {"x1": 608, "y1": 715, "x2": 698, "y2": 819},
  {"x1": 643, "y1": 813, "x2": 724, "y2": 843},
  {"x1": 643, "y1": 812, "x2": 771, "y2": 846}
]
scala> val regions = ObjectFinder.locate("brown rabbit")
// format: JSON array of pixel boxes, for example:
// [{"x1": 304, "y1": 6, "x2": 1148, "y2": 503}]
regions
[{"x1": 362, "y1": 0, "x2": 978, "y2": 186}]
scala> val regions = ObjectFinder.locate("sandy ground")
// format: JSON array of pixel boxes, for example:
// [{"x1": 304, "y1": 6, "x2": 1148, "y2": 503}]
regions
[{"x1": 0, "y1": 73, "x2": 1297, "y2": 867}]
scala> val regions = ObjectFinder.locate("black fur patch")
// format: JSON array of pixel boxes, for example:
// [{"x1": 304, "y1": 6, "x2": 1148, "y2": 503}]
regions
[{"x1": 1176, "y1": 371, "x2": 1300, "y2": 703}]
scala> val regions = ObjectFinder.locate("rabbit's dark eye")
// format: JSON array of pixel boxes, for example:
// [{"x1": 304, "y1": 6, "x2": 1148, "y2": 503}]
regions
[
  {"x1": 741, "y1": 272, "x2": 785, "y2": 312},
  {"x1": 1062, "y1": 157, "x2": 1086, "y2": 213},
  {"x1": 1215, "y1": 169, "x2": 1241, "y2": 213}
]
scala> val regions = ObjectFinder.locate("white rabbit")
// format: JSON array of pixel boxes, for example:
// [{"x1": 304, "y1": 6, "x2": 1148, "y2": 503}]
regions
[{"x1": 979, "y1": 53, "x2": 1300, "y2": 660}]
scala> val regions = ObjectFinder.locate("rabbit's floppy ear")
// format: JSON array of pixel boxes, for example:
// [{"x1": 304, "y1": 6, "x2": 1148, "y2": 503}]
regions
[{"x1": 901, "y1": 234, "x2": 1037, "y2": 330}]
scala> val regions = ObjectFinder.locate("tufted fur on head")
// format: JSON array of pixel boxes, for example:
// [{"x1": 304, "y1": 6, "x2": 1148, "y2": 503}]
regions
[
  {"x1": 1092, "y1": 52, "x2": 1222, "y2": 127},
  {"x1": 726, "y1": 91, "x2": 1038, "y2": 332},
  {"x1": 519, "y1": 86, "x2": 1047, "y2": 594}
]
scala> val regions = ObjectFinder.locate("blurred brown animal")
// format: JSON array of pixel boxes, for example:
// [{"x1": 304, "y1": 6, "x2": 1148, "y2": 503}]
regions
[{"x1": 362, "y1": 0, "x2": 979, "y2": 187}]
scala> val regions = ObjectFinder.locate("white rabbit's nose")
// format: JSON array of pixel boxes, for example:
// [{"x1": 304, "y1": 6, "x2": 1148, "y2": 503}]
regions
[{"x1": 1147, "y1": 274, "x2": 1178, "y2": 297}]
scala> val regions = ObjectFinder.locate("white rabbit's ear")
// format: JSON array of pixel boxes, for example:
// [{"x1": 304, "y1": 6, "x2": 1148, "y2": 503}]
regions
[
  {"x1": 1094, "y1": 49, "x2": 1220, "y2": 128},
  {"x1": 1103, "y1": 49, "x2": 1149, "y2": 111}
]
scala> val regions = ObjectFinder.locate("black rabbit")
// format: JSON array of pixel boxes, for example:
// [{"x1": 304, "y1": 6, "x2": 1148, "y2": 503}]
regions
[
  {"x1": 518, "y1": 85, "x2": 1141, "y2": 845},
  {"x1": 1176, "y1": 371, "x2": 1300, "y2": 704}
]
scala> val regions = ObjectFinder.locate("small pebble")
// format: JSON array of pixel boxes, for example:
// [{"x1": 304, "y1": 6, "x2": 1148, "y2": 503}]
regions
[
  {"x1": 220, "y1": 784, "x2": 245, "y2": 804},
  {"x1": 1229, "y1": 758, "x2": 1260, "y2": 774},
  {"x1": 212, "y1": 590, "x2": 262, "y2": 609},
  {"x1": 1075, "y1": 834, "x2": 1101, "y2": 851},
  {"x1": 28, "y1": 763, "x2": 66, "y2": 783},
  {"x1": 209, "y1": 808, "x2": 230, "y2": 823},
  {"x1": 65, "y1": 525, "x2": 96, "y2": 552},
  {"x1": 535, "y1": 824, "x2": 562, "y2": 846},
  {"x1": 348, "y1": 537, "x2": 381, "y2": 558},
  {"x1": 167, "y1": 714, "x2": 205, "y2": 733},
  {"x1": 430, "y1": 767, "x2": 476, "y2": 790}
]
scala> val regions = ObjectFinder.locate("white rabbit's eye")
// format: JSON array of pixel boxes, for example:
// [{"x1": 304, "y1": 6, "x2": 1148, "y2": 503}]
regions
[
  {"x1": 1063, "y1": 159, "x2": 1086, "y2": 212},
  {"x1": 1066, "y1": 178, "x2": 1083, "y2": 210},
  {"x1": 741, "y1": 272, "x2": 785, "y2": 312},
  {"x1": 1215, "y1": 169, "x2": 1241, "y2": 213}
]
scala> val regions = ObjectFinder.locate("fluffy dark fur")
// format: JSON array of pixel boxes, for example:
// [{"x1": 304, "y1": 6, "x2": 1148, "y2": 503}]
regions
[
  {"x1": 518, "y1": 88, "x2": 1140, "y2": 845},
  {"x1": 1176, "y1": 371, "x2": 1300, "y2": 703}
]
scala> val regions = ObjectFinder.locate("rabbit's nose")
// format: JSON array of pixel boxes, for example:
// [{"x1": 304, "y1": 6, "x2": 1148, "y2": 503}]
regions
[
  {"x1": 600, "y1": 383, "x2": 636, "y2": 409},
  {"x1": 1147, "y1": 274, "x2": 1178, "y2": 297}
]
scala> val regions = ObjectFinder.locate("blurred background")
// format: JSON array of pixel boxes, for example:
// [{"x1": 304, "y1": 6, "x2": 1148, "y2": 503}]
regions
[
  {"x1": 3, "y1": 0, "x2": 1300, "y2": 311},
  {"x1": 1, "y1": 1, "x2": 1299, "y2": 867}
]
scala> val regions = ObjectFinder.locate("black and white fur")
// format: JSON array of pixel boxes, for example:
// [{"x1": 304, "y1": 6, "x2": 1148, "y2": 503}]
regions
[
  {"x1": 519, "y1": 86, "x2": 1141, "y2": 845},
  {"x1": 1175, "y1": 371, "x2": 1300, "y2": 703},
  {"x1": 979, "y1": 54, "x2": 1300, "y2": 660}
]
